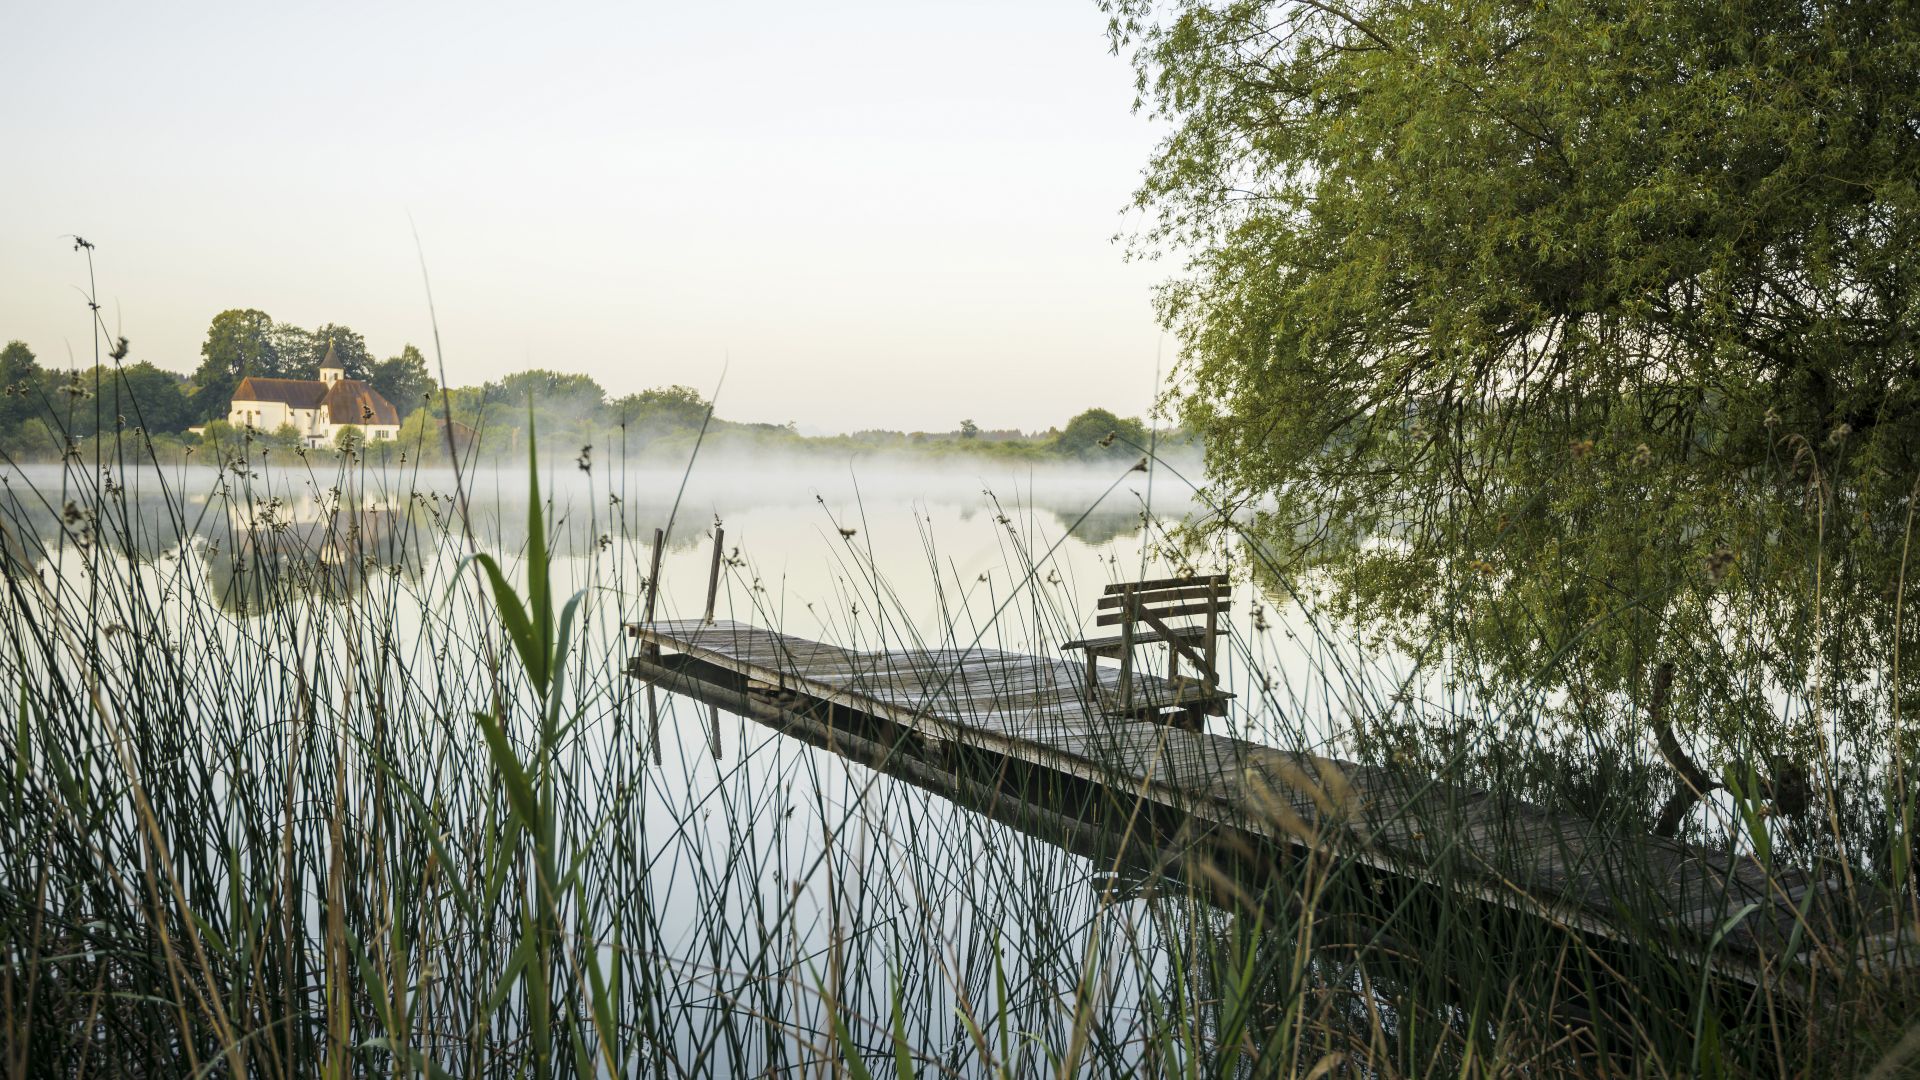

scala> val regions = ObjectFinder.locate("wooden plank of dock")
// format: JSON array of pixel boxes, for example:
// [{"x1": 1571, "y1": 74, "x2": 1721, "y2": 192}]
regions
[{"x1": 627, "y1": 618, "x2": 1912, "y2": 987}]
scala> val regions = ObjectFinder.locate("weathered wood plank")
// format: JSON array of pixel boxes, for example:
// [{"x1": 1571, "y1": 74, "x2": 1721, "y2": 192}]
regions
[
  {"x1": 1097, "y1": 584, "x2": 1229, "y2": 609},
  {"x1": 1096, "y1": 599, "x2": 1232, "y2": 627},
  {"x1": 1062, "y1": 624, "x2": 1215, "y2": 654},
  {"x1": 1104, "y1": 574, "x2": 1228, "y2": 594},
  {"x1": 627, "y1": 619, "x2": 1906, "y2": 987}
]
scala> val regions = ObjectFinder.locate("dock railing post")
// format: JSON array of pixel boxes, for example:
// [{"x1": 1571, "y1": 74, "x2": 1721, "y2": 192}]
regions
[
  {"x1": 1203, "y1": 578, "x2": 1219, "y2": 700},
  {"x1": 643, "y1": 527, "x2": 665, "y2": 652},
  {"x1": 704, "y1": 525, "x2": 724, "y2": 624},
  {"x1": 703, "y1": 526, "x2": 726, "y2": 758},
  {"x1": 645, "y1": 526, "x2": 664, "y2": 763}
]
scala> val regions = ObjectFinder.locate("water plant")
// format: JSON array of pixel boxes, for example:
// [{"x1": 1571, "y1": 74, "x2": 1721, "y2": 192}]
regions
[{"x1": 0, "y1": 393, "x2": 1916, "y2": 1076}]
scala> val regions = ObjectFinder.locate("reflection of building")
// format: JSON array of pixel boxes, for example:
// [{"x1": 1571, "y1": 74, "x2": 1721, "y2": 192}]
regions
[
  {"x1": 227, "y1": 341, "x2": 400, "y2": 447},
  {"x1": 204, "y1": 501, "x2": 409, "y2": 614}
]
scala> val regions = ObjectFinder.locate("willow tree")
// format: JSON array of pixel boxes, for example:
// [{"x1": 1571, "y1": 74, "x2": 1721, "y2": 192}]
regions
[{"x1": 1107, "y1": 0, "x2": 1920, "y2": 789}]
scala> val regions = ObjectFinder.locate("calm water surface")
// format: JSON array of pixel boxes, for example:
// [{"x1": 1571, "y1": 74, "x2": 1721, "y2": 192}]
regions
[{"x1": 4, "y1": 455, "x2": 1428, "y2": 1071}]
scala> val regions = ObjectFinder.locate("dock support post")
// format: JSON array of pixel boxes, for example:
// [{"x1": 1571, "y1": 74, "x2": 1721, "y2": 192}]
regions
[
  {"x1": 643, "y1": 526, "x2": 665, "y2": 631},
  {"x1": 704, "y1": 526, "x2": 725, "y2": 757},
  {"x1": 645, "y1": 526, "x2": 664, "y2": 764},
  {"x1": 704, "y1": 525, "x2": 724, "y2": 624},
  {"x1": 1203, "y1": 585, "x2": 1219, "y2": 700}
]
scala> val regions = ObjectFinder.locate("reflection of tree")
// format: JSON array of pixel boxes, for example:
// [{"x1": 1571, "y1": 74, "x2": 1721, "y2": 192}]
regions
[
  {"x1": 0, "y1": 515, "x2": 38, "y2": 580},
  {"x1": 1240, "y1": 528, "x2": 1355, "y2": 610},
  {"x1": 432, "y1": 496, "x2": 709, "y2": 559},
  {"x1": 1, "y1": 481, "x2": 196, "y2": 567},
  {"x1": 1043, "y1": 505, "x2": 1145, "y2": 545},
  {"x1": 199, "y1": 499, "x2": 441, "y2": 615},
  {"x1": 1226, "y1": 500, "x2": 1892, "y2": 860},
  {"x1": 203, "y1": 535, "x2": 329, "y2": 615},
  {"x1": 1135, "y1": 867, "x2": 1507, "y2": 1072}
]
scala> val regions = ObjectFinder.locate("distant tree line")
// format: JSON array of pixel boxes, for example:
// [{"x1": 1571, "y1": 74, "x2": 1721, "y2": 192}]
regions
[
  {"x1": 401, "y1": 371, "x2": 1177, "y2": 468},
  {"x1": 0, "y1": 340, "x2": 199, "y2": 459},
  {"x1": 2, "y1": 312, "x2": 1183, "y2": 467}
]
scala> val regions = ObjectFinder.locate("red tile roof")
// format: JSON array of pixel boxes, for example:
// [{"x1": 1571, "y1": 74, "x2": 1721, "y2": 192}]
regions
[
  {"x1": 232, "y1": 377, "x2": 328, "y2": 409},
  {"x1": 231, "y1": 374, "x2": 399, "y2": 427},
  {"x1": 324, "y1": 379, "x2": 399, "y2": 427}
]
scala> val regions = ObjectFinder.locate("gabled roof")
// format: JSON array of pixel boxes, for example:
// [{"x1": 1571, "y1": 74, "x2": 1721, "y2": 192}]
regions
[
  {"x1": 233, "y1": 377, "x2": 328, "y2": 409},
  {"x1": 324, "y1": 379, "x2": 399, "y2": 427}
]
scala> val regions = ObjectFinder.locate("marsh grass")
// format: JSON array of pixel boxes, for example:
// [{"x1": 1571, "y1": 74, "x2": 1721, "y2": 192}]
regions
[{"x1": 0, "y1": 405, "x2": 1916, "y2": 1078}]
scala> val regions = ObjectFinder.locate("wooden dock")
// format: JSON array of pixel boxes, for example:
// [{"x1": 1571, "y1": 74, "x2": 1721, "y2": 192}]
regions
[{"x1": 627, "y1": 618, "x2": 1913, "y2": 989}]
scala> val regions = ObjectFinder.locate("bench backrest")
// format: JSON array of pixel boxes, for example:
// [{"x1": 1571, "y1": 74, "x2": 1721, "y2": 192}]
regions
[{"x1": 1095, "y1": 574, "x2": 1230, "y2": 629}]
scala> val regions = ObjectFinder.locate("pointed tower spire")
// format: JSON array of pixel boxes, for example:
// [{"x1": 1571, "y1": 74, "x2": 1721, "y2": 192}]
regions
[{"x1": 318, "y1": 338, "x2": 344, "y2": 385}]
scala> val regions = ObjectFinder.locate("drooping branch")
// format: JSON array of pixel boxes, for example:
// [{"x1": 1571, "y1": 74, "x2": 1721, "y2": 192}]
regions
[{"x1": 1650, "y1": 661, "x2": 1720, "y2": 838}]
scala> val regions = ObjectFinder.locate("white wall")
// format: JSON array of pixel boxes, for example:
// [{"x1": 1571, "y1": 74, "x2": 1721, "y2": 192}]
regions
[
  {"x1": 230, "y1": 398, "x2": 400, "y2": 444},
  {"x1": 228, "y1": 400, "x2": 290, "y2": 429}
]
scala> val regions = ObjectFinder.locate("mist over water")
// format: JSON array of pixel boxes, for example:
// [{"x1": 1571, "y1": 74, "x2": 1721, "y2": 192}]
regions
[
  {"x1": 7, "y1": 430, "x2": 1895, "y2": 1074},
  {"x1": 2, "y1": 448, "x2": 1402, "y2": 1073},
  {"x1": 0, "y1": 450, "x2": 1368, "y2": 751}
]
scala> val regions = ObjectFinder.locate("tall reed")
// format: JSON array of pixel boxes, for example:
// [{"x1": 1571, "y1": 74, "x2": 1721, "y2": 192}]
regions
[{"x1": 0, "y1": 399, "x2": 1915, "y2": 1077}]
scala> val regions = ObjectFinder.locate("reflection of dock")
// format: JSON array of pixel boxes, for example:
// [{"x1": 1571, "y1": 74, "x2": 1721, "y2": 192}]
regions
[{"x1": 627, "y1": 618, "x2": 1911, "y2": 990}]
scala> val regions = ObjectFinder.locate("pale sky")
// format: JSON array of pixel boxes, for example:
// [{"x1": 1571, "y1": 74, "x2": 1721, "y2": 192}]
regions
[{"x1": 0, "y1": 1, "x2": 1172, "y2": 434}]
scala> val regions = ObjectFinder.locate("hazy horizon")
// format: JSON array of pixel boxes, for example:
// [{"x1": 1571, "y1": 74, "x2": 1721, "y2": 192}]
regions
[{"x1": 0, "y1": 1, "x2": 1173, "y2": 437}]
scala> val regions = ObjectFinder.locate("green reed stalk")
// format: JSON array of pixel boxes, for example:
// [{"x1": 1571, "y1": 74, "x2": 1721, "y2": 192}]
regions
[{"x1": 460, "y1": 407, "x2": 589, "y2": 1080}]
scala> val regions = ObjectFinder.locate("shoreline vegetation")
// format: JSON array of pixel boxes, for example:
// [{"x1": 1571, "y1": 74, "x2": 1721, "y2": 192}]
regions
[
  {"x1": 0, "y1": 326, "x2": 1192, "y2": 471},
  {"x1": 0, "y1": 409, "x2": 1914, "y2": 1075}
]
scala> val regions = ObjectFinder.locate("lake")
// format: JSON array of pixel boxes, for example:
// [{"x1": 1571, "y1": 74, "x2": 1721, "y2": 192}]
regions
[
  {"x1": 4, "y1": 452, "x2": 1447, "y2": 1074},
  {"x1": 5, "y1": 450, "x2": 1871, "y2": 1075}
]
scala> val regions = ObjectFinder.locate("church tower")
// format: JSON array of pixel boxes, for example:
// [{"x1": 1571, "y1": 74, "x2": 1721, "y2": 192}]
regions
[{"x1": 318, "y1": 339, "x2": 344, "y2": 385}]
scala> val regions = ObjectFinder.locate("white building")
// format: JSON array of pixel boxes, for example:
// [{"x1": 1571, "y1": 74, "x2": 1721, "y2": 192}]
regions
[{"x1": 227, "y1": 342, "x2": 400, "y2": 447}]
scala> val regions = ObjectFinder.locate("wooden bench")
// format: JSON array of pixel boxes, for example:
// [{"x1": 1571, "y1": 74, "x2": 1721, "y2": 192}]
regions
[{"x1": 1062, "y1": 574, "x2": 1232, "y2": 726}]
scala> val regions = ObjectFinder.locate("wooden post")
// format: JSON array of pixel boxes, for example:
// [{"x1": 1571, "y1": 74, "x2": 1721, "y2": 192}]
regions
[
  {"x1": 645, "y1": 527, "x2": 664, "y2": 763},
  {"x1": 643, "y1": 527, "x2": 665, "y2": 639},
  {"x1": 1203, "y1": 581, "x2": 1219, "y2": 699},
  {"x1": 1116, "y1": 594, "x2": 1135, "y2": 717},
  {"x1": 704, "y1": 526, "x2": 724, "y2": 624},
  {"x1": 701, "y1": 524, "x2": 724, "y2": 756}
]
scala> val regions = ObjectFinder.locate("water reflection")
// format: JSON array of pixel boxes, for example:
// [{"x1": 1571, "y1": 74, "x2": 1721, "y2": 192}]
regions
[{"x1": 3, "y1": 454, "x2": 1888, "y2": 1073}]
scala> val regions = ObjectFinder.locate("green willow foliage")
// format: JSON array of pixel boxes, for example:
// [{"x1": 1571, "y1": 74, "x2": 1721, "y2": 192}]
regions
[{"x1": 1108, "y1": 0, "x2": 1920, "y2": 760}]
